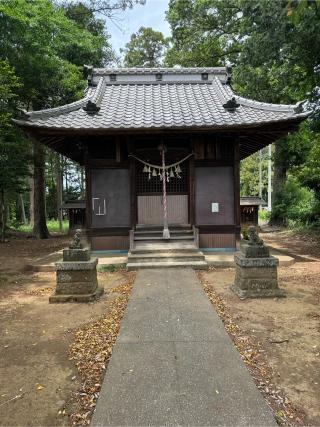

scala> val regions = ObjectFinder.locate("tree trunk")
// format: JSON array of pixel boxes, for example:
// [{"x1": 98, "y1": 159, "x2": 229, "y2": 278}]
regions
[
  {"x1": 19, "y1": 193, "x2": 27, "y2": 224},
  {"x1": 29, "y1": 173, "x2": 34, "y2": 226},
  {"x1": 33, "y1": 141, "x2": 50, "y2": 239},
  {"x1": 55, "y1": 154, "x2": 63, "y2": 232},
  {"x1": 0, "y1": 189, "x2": 5, "y2": 243},
  {"x1": 270, "y1": 141, "x2": 287, "y2": 226},
  {"x1": 80, "y1": 166, "x2": 85, "y2": 198}
]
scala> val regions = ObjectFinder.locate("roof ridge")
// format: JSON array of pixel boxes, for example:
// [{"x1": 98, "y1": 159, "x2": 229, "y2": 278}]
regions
[
  {"x1": 211, "y1": 76, "x2": 230, "y2": 105},
  {"x1": 93, "y1": 67, "x2": 228, "y2": 76},
  {"x1": 235, "y1": 95, "x2": 296, "y2": 113},
  {"x1": 104, "y1": 81, "x2": 214, "y2": 86},
  {"x1": 215, "y1": 78, "x2": 306, "y2": 114},
  {"x1": 25, "y1": 91, "x2": 90, "y2": 120}
]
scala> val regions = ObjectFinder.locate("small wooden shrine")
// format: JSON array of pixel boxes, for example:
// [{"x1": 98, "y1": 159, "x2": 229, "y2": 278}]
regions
[
  {"x1": 240, "y1": 197, "x2": 266, "y2": 227},
  {"x1": 62, "y1": 200, "x2": 86, "y2": 231},
  {"x1": 14, "y1": 67, "x2": 308, "y2": 252}
]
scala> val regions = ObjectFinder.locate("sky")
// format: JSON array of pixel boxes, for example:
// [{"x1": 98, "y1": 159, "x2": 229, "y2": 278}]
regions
[{"x1": 106, "y1": 0, "x2": 171, "y2": 56}]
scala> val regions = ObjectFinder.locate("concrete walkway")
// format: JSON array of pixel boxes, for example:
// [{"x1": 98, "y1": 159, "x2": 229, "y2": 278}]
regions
[{"x1": 92, "y1": 269, "x2": 276, "y2": 426}]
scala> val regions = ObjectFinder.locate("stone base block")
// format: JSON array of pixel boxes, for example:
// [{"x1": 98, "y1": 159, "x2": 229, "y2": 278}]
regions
[
  {"x1": 234, "y1": 252, "x2": 278, "y2": 268},
  {"x1": 57, "y1": 269, "x2": 98, "y2": 284},
  {"x1": 63, "y1": 248, "x2": 90, "y2": 262},
  {"x1": 52, "y1": 257, "x2": 101, "y2": 302},
  {"x1": 55, "y1": 280, "x2": 98, "y2": 295},
  {"x1": 49, "y1": 286, "x2": 104, "y2": 303},
  {"x1": 231, "y1": 283, "x2": 286, "y2": 299},
  {"x1": 241, "y1": 244, "x2": 270, "y2": 258},
  {"x1": 55, "y1": 258, "x2": 98, "y2": 271},
  {"x1": 232, "y1": 252, "x2": 285, "y2": 299}
]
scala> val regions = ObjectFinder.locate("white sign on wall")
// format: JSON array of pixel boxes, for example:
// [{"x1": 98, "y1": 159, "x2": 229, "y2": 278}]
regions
[
  {"x1": 211, "y1": 202, "x2": 219, "y2": 213},
  {"x1": 92, "y1": 197, "x2": 107, "y2": 216}
]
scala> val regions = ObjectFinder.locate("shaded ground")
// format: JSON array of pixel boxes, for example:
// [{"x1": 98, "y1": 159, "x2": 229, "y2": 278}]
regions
[
  {"x1": 201, "y1": 228, "x2": 320, "y2": 426},
  {"x1": 0, "y1": 229, "x2": 319, "y2": 426},
  {"x1": 0, "y1": 234, "x2": 133, "y2": 426},
  {"x1": 0, "y1": 233, "x2": 70, "y2": 274}
]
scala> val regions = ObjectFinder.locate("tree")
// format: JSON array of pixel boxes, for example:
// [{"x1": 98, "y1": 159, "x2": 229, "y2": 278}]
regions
[
  {"x1": 165, "y1": 0, "x2": 320, "y2": 226},
  {"x1": 63, "y1": 1, "x2": 117, "y2": 66},
  {"x1": 165, "y1": 0, "x2": 242, "y2": 67},
  {"x1": 0, "y1": 0, "x2": 115, "y2": 238},
  {"x1": 122, "y1": 27, "x2": 169, "y2": 67},
  {"x1": 63, "y1": 0, "x2": 146, "y2": 18},
  {"x1": 0, "y1": 60, "x2": 30, "y2": 242},
  {"x1": 240, "y1": 148, "x2": 269, "y2": 201}
]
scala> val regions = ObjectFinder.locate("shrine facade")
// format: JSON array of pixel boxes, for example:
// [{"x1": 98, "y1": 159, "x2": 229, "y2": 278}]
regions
[{"x1": 14, "y1": 67, "x2": 308, "y2": 252}]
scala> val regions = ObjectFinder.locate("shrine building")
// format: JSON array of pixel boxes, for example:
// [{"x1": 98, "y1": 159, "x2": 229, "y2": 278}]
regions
[{"x1": 14, "y1": 67, "x2": 308, "y2": 257}]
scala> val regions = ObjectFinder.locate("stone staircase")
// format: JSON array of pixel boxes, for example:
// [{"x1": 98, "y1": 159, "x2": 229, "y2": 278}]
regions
[{"x1": 127, "y1": 225, "x2": 208, "y2": 270}]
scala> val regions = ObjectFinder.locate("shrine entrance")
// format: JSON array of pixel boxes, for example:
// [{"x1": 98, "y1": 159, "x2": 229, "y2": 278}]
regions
[{"x1": 133, "y1": 143, "x2": 191, "y2": 227}]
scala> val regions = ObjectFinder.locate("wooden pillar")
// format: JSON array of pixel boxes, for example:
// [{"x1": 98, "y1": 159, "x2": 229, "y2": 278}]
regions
[
  {"x1": 129, "y1": 139, "x2": 136, "y2": 228},
  {"x1": 84, "y1": 148, "x2": 92, "y2": 232},
  {"x1": 189, "y1": 155, "x2": 195, "y2": 225},
  {"x1": 116, "y1": 139, "x2": 121, "y2": 162},
  {"x1": 234, "y1": 140, "x2": 241, "y2": 248}
]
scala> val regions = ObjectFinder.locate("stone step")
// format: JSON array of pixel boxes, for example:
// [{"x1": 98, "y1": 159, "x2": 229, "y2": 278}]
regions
[
  {"x1": 134, "y1": 235, "x2": 194, "y2": 241},
  {"x1": 132, "y1": 242, "x2": 199, "y2": 253},
  {"x1": 134, "y1": 229, "x2": 193, "y2": 235},
  {"x1": 135, "y1": 224, "x2": 191, "y2": 230},
  {"x1": 127, "y1": 260, "x2": 208, "y2": 270},
  {"x1": 128, "y1": 252, "x2": 205, "y2": 263},
  {"x1": 134, "y1": 229, "x2": 193, "y2": 237}
]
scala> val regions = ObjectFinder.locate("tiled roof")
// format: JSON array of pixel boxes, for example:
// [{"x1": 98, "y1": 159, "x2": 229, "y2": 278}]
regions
[
  {"x1": 62, "y1": 200, "x2": 86, "y2": 209},
  {"x1": 14, "y1": 67, "x2": 309, "y2": 132},
  {"x1": 240, "y1": 197, "x2": 266, "y2": 206}
]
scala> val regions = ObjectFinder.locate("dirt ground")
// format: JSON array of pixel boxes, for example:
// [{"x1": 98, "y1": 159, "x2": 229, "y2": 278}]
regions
[
  {"x1": 201, "y1": 228, "x2": 320, "y2": 426},
  {"x1": 0, "y1": 234, "x2": 133, "y2": 426},
  {"x1": 0, "y1": 230, "x2": 320, "y2": 426}
]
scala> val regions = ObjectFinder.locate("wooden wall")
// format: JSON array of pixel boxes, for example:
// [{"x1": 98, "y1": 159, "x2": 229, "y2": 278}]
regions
[
  {"x1": 84, "y1": 135, "x2": 240, "y2": 251},
  {"x1": 194, "y1": 166, "x2": 234, "y2": 225},
  {"x1": 192, "y1": 137, "x2": 239, "y2": 249},
  {"x1": 90, "y1": 168, "x2": 131, "y2": 228},
  {"x1": 199, "y1": 233, "x2": 236, "y2": 249},
  {"x1": 91, "y1": 235, "x2": 129, "y2": 251}
]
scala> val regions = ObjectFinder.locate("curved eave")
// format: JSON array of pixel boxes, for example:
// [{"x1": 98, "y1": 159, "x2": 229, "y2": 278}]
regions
[
  {"x1": 12, "y1": 110, "x2": 309, "y2": 133},
  {"x1": 14, "y1": 113, "x2": 308, "y2": 162}
]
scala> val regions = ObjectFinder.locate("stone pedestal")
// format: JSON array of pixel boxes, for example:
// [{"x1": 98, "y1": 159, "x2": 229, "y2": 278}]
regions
[
  {"x1": 231, "y1": 226, "x2": 285, "y2": 299},
  {"x1": 50, "y1": 247, "x2": 103, "y2": 303}
]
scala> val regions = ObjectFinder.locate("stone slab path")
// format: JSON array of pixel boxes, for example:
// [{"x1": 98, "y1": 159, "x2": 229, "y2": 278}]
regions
[{"x1": 92, "y1": 269, "x2": 276, "y2": 426}]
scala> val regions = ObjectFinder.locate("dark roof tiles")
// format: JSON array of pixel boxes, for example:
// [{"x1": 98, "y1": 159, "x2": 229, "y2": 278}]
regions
[{"x1": 14, "y1": 68, "x2": 309, "y2": 131}]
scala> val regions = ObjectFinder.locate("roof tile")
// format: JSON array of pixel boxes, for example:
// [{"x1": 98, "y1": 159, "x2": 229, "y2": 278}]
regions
[{"x1": 15, "y1": 70, "x2": 309, "y2": 131}]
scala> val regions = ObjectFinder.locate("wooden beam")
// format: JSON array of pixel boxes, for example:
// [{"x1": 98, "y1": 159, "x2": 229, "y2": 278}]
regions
[{"x1": 233, "y1": 140, "x2": 241, "y2": 247}]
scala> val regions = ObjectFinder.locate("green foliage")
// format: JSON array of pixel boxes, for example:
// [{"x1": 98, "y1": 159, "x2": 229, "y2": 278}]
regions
[
  {"x1": 271, "y1": 176, "x2": 317, "y2": 226},
  {"x1": 232, "y1": 0, "x2": 320, "y2": 104},
  {"x1": 0, "y1": 0, "x2": 113, "y2": 109},
  {"x1": 165, "y1": 0, "x2": 320, "y2": 227},
  {"x1": 97, "y1": 264, "x2": 126, "y2": 272},
  {"x1": 241, "y1": 227, "x2": 249, "y2": 240},
  {"x1": 297, "y1": 132, "x2": 320, "y2": 199},
  {"x1": 0, "y1": 0, "x2": 117, "y2": 237},
  {"x1": 240, "y1": 148, "x2": 268, "y2": 200},
  {"x1": 0, "y1": 60, "x2": 31, "y2": 240},
  {"x1": 16, "y1": 219, "x2": 69, "y2": 233},
  {"x1": 165, "y1": 0, "x2": 242, "y2": 67},
  {"x1": 122, "y1": 27, "x2": 169, "y2": 67},
  {"x1": 258, "y1": 209, "x2": 270, "y2": 222}
]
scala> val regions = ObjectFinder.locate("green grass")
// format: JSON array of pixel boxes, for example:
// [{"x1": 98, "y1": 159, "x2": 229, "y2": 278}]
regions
[
  {"x1": 15, "y1": 219, "x2": 69, "y2": 233},
  {"x1": 97, "y1": 264, "x2": 126, "y2": 272},
  {"x1": 258, "y1": 209, "x2": 270, "y2": 221}
]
